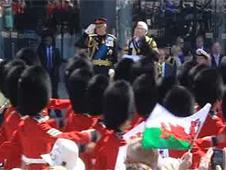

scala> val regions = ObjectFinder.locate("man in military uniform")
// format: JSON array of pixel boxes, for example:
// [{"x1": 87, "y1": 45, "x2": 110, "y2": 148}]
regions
[
  {"x1": 76, "y1": 18, "x2": 117, "y2": 76},
  {"x1": 127, "y1": 21, "x2": 158, "y2": 61}
]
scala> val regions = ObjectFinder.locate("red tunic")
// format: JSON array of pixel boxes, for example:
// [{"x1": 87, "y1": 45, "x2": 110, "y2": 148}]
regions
[
  {"x1": 0, "y1": 99, "x2": 71, "y2": 136},
  {"x1": 45, "y1": 98, "x2": 72, "y2": 129},
  {"x1": 190, "y1": 115, "x2": 225, "y2": 169},
  {"x1": 194, "y1": 104, "x2": 224, "y2": 138},
  {"x1": 63, "y1": 111, "x2": 102, "y2": 169},
  {"x1": 0, "y1": 116, "x2": 91, "y2": 170},
  {"x1": 80, "y1": 121, "x2": 107, "y2": 170},
  {"x1": 0, "y1": 106, "x2": 21, "y2": 169},
  {"x1": 93, "y1": 130, "x2": 127, "y2": 170},
  {"x1": 0, "y1": 106, "x2": 20, "y2": 143},
  {"x1": 0, "y1": 99, "x2": 71, "y2": 169},
  {"x1": 47, "y1": 98, "x2": 71, "y2": 110},
  {"x1": 198, "y1": 113, "x2": 224, "y2": 138},
  {"x1": 64, "y1": 111, "x2": 100, "y2": 132}
]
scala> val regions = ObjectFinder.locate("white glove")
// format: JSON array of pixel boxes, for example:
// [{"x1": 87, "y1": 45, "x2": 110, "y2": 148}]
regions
[
  {"x1": 85, "y1": 24, "x2": 96, "y2": 34},
  {"x1": 108, "y1": 69, "x2": 115, "y2": 78}
]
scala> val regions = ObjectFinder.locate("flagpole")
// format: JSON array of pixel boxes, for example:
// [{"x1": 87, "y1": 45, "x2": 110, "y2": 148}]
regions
[
  {"x1": 189, "y1": 104, "x2": 212, "y2": 151},
  {"x1": 188, "y1": 120, "x2": 203, "y2": 152}
]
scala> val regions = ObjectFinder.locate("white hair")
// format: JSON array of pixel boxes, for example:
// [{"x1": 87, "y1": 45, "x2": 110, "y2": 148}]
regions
[{"x1": 137, "y1": 21, "x2": 148, "y2": 32}]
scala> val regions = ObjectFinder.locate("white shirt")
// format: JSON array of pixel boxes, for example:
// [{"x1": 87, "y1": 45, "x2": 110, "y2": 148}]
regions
[{"x1": 213, "y1": 53, "x2": 220, "y2": 66}]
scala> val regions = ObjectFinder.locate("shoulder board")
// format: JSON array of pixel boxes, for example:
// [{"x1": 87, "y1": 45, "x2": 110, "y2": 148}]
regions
[
  {"x1": 107, "y1": 34, "x2": 117, "y2": 39},
  {"x1": 21, "y1": 115, "x2": 29, "y2": 120},
  {"x1": 89, "y1": 34, "x2": 98, "y2": 37},
  {"x1": 145, "y1": 35, "x2": 153, "y2": 41}
]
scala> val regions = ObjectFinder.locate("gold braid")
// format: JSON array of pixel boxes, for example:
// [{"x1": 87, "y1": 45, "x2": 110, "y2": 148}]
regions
[
  {"x1": 0, "y1": 100, "x2": 9, "y2": 114},
  {"x1": 88, "y1": 37, "x2": 98, "y2": 59}
]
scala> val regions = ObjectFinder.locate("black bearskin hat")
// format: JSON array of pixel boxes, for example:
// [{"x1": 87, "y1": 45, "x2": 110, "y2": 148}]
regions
[
  {"x1": 103, "y1": 80, "x2": 135, "y2": 130},
  {"x1": 17, "y1": 66, "x2": 51, "y2": 116},
  {"x1": 5, "y1": 64, "x2": 26, "y2": 107}
]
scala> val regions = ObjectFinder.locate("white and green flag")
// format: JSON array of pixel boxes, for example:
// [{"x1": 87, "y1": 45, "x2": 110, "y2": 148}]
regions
[{"x1": 142, "y1": 103, "x2": 211, "y2": 150}]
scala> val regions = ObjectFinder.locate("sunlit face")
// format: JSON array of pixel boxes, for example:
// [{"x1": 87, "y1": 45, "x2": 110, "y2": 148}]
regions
[
  {"x1": 95, "y1": 24, "x2": 107, "y2": 36},
  {"x1": 158, "y1": 49, "x2": 166, "y2": 63},
  {"x1": 134, "y1": 24, "x2": 147, "y2": 38}
]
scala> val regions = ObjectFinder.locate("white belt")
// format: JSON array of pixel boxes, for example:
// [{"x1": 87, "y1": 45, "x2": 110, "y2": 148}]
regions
[{"x1": 22, "y1": 155, "x2": 46, "y2": 165}]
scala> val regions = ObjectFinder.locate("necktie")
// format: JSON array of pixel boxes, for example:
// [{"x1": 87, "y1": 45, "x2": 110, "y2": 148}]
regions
[{"x1": 47, "y1": 47, "x2": 52, "y2": 70}]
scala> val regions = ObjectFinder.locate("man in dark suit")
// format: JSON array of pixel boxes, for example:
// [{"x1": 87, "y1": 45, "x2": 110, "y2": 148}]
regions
[
  {"x1": 210, "y1": 41, "x2": 224, "y2": 67},
  {"x1": 192, "y1": 35, "x2": 209, "y2": 56},
  {"x1": 37, "y1": 31, "x2": 62, "y2": 116}
]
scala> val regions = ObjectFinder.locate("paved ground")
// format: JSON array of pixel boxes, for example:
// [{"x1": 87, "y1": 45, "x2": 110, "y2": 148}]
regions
[{"x1": 58, "y1": 63, "x2": 69, "y2": 99}]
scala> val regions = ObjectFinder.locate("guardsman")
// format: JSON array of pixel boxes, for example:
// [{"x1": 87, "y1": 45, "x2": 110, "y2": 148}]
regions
[
  {"x1": 93, "y1": 81, "x2": 135, "y2": 169},
  {"x1": 77, "y1": 18, "x2": 117, "y2": 76},
  {"x1": 0, "y1": 66, "x2": 97, "y2": 170}
]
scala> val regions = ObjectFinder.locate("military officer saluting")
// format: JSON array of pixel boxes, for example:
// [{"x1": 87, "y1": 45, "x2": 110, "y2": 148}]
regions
[{"x1": 77, "y1": 18, "x2": 117, "y2": 76}]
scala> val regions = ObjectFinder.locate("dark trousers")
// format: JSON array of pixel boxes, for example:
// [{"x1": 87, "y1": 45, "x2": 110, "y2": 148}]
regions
[{"x1": 49, "y1": 71, "x2": 62, "y2": 117}]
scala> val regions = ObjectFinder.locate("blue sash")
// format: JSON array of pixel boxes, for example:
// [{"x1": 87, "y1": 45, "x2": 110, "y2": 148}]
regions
[{"x1": 93, "y1": 44, "x2": 108, "y2": 59}]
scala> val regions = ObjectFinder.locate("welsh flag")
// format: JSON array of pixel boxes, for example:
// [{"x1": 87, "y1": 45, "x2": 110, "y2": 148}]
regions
[{"x1": 142, "y1": 103, "x2": 211, "y2": 150}]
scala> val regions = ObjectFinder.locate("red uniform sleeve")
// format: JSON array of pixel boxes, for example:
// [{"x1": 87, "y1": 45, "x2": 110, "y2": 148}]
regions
[
  {"x1": 64, "y1": 113, "x2": 99, "y2": 132},
  {"x1": 38, "y1": 122, "x2": 91, "y2": 145},
  {"x1": 47, "y1": 98, "x2": 71, "y2": 110},
  {"x1": 94, "y1": 149, "x2": 108, "y2": 169},
  {"x1": 58, "y1": 131, "x2": 91, "y2": 145},
  {"x1": 0, "y1": 127, "x2": 7, "y2": 146},
  {"x1": 94, "y1": 143, "x2": 121, "y2": 170},
  {"x1": 46, "y1": 118, "x2": 58, "y2": 129},
  {"x1": 191, "y1": 137, "x2": 216, "y2": 169},
  {"x1": 93, "y1": 133, "x2": 126, "y2": 170},
  {"x1": 94, "y1": 122, "x2": 107, "y2": 136},
  {"x1": 198, "y1": 114, "x2": 224, "y2": 138},
  {"x1": 0, "y1": 107, "x2": 20, "y2": 146},
  {"x1": 214, "y1": 125, "x2": 226, "y2": 148},
  {"x1": 0, "y1": 130, "x2": 22, "y2": 168}
]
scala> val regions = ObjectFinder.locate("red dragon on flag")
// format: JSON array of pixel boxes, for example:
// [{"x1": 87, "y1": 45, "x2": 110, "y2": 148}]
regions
[{"x1": 160, "y1": 119, "x2": 201, "y2": 142}]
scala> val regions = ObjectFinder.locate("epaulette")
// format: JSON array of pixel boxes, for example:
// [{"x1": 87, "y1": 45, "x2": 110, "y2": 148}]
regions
[
  {"x1": 47, "y1": 128, "x2": 62, "y2": 137},
  {"x1": 144, "y1": 35, "x2": 153, "y2": 42},
  {"x1": 89, "y1": 33, "x2": 98, "y2": 37},
  {"x1": 21, "y1": 115, "x2": 29, "y2": 120},
  {"x1": 107, "y1": 34, "x2": 117, "y2": 39}
]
